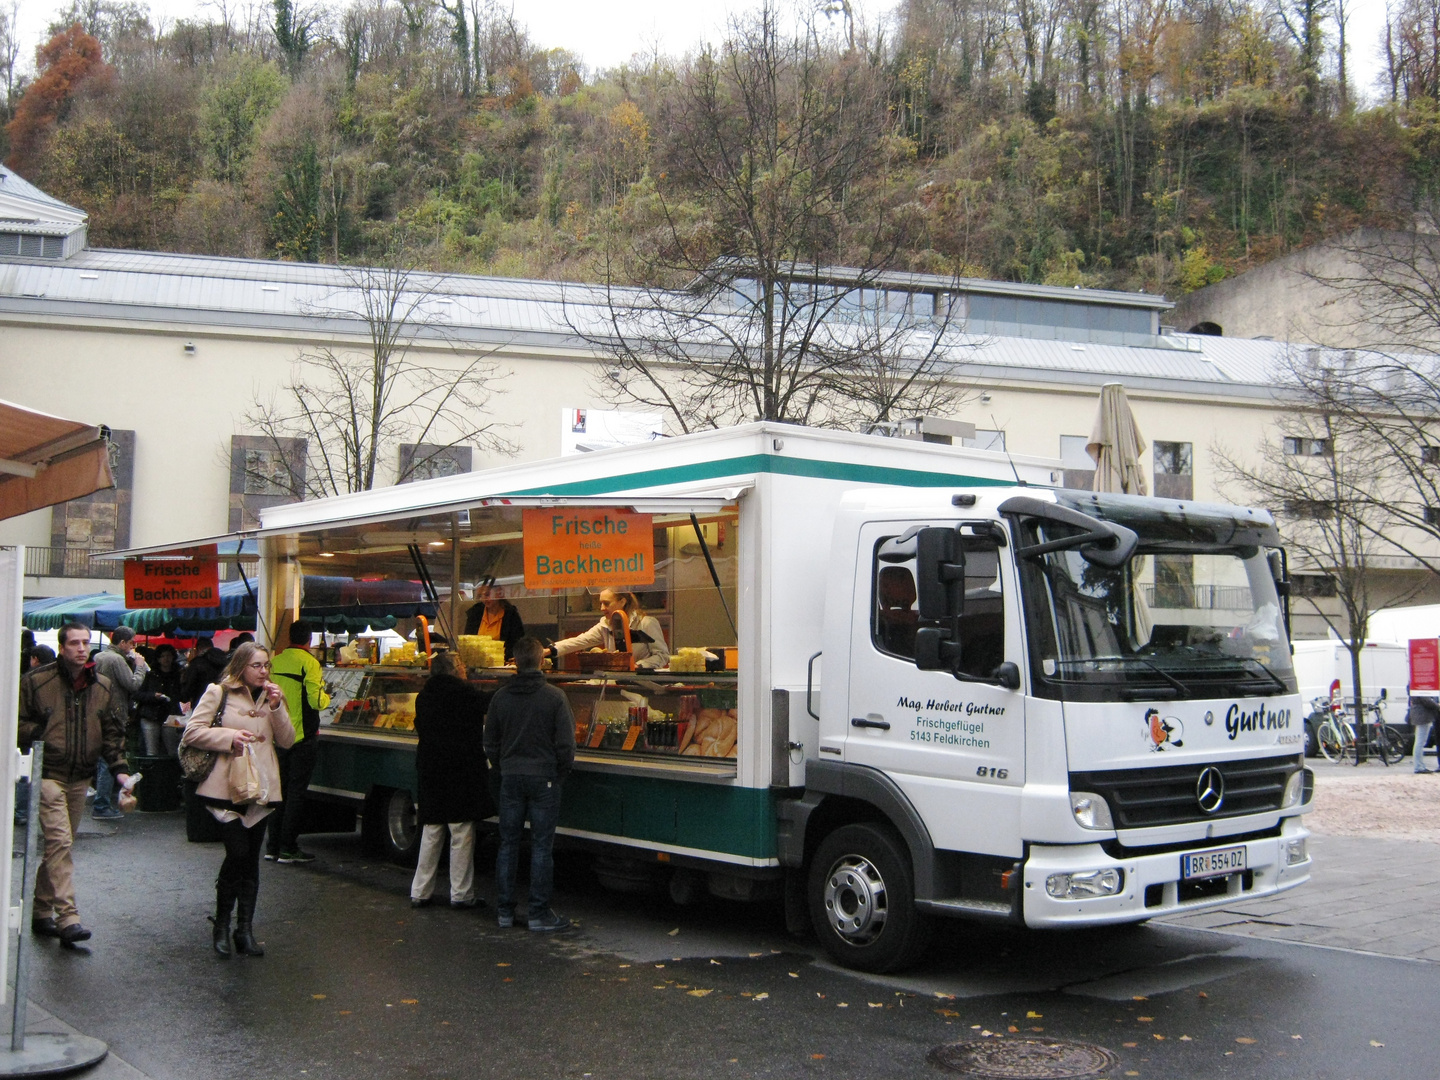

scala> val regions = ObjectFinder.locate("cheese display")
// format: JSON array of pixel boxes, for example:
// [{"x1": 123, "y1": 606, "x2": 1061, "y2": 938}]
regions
[
  {"x1": 457, "y1": 634, "x2": 508, "y2": 668},
  {"x1": 668, "y1": 647, "x2": 710, "y2": 672}
]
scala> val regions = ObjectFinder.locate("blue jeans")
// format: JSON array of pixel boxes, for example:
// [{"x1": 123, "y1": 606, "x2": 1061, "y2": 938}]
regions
[
  {"x1": 494, "y1": 774, "x2": 562, "y2": 919},
  {"x1": 93, "y1": 759, "x2": 115, "y2": 814}
]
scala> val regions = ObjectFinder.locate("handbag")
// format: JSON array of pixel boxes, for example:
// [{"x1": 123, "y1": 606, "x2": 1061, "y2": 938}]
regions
[
  {"x1": 178, "y1": 687, "x2": 229, "y2": 783},
  {"x1": 226, "y1": 742, "x2": 267, "y2": 805}
]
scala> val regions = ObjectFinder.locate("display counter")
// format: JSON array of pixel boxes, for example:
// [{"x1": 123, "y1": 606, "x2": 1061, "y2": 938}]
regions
[{"x1": 320, "y1": 665, "x2": 739, "y2": 775}]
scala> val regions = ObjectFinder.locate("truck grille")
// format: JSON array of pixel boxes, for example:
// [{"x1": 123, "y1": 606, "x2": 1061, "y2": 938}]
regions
[{"x1": 1070, "y1": 754, "x2": 1301, "y2": 830}]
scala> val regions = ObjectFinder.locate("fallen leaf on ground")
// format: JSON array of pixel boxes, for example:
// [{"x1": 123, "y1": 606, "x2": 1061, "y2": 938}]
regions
[
  {"x1": 1030, "y1": 1027, "x2": 1043, "y2": 1033},
  {"x1": 400, "y1": 999, "x2": 418, "y2": 1005},
  {"x1": 749, "y1": 952, "x2": 762, "y2": 957},
  {"x1": 1137, "y1": 1016, "x2": 1153, "y2": 1022},
  {"x1": 496, "y1": 963, "x2": 510, "y2": 967},
  {"x1": 338, "y1": 1011, "x2": 352, "y2": 1016},
  {"x1": 1122, "y1": 1042, "x2": 1138, "y2": 1048},
  {"x1": 1179, "y1": 1035, "x2": 1192, "y2": 1041},
  {"x1": 668, "y1": 928, "x2": 680, "y2": 936},
  {"x1": 653, "y1": 986, "x2": 666, "y2": 990},
  {"x1": 1133, "y1": 996, "x2": 1148, "y2": 1001},
  {"x1": 312, "y1": 994, "x2": 326, "y2": 1000},
  {"x1": 1371, "y1": 1041, "x2": 1385, "y2": 1048},
  {"x1": 1291, "y1": 1035, "x2": 1302, "y2": 1040},
  {"x1": 1008, "y1": 1025, "x2": 1019, "y2": 1032},
  {"x1": 816, "y1": 993, "x2": 826, "y2": 999},
  {"x1": 869, "y1": 1003, "x2": 884, "y2": 1009},
  {"x1": 935, "y1": 993, "x2": 956, "y2": 1000},
  {"x1": 754, "y1": 993, "x2": 769, "y2": 1001},
  {"x1": 810, "y1": 1054, "x2": 825, "y2": 1060},
  {"x1": 837, "y1": 1003, "x2": 849, "y2": 1008},
  {"x1": 1236, "y1": 1037, "x2": 1257, "y2": 1045},
  {"x1": 789, "y1": 972, "x2": 799, "y2": 978},
  {"x1": 1026, "y1": 1011, "x2": 1042, "y2": 1019},
  {"x1": 936, "y1": 1010, "x2": 960, "y2": 1018},
  {"x1": 710, "y1": 959, "x2": 722, "y2": 965},
  {"x1": 1153, "y1": 1034, "x2": 1165, "y2": 1041},
  {"x1": 618, "y1": 964, "x2": 630, "y2": 969},
  {"x1": 502, "y1": 978, "x2": 513, "y2": 983},
  {"x1": 687, "y1": 989, "x2": 712, "y2": 997},
  {"x1": 655, "y1": 964, "x2": 665, "y2": 969},
  {"x1": 1197, "y1": 992, "x2": 1208, "y2": 999},
  {"x1": 980, "y1": 1030, "x2": 992, "y2": 1037}
]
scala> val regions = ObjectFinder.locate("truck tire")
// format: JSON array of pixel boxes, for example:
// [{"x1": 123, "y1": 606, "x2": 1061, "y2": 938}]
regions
[
  {"x1": 808, "y1": 823, "x2": 930, "y2": 974},
  {"x1": 362, "y1": 787, "x2": 421, "y2": 867}
]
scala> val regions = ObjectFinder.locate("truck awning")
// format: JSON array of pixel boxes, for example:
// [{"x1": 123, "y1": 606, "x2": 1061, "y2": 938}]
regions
[
  {"x1": 0, "y1": 399, "x2": 114, "y2": 521},
  {"x1": 98, "y1": 484, "x2": 753, "y2": 560}
]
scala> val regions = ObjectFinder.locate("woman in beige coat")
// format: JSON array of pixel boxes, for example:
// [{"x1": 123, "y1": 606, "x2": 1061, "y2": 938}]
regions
[{"x1": 182, "y1": 642, "x2": 294, "y2": 957}]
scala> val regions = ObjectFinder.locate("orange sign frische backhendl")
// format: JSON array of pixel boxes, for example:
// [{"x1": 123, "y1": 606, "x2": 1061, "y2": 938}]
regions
[
  {"x1": 522, "y1": 508, "x2": 654, "y2": 589},
  {"x1": 123, "y1": 547, "x2": 221, "y2": 608}
]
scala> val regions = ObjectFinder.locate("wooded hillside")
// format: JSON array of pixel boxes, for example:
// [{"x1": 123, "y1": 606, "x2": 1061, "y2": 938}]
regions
[{"x1": 2, "y1": 0, "x2": 1437, "y2": 297}]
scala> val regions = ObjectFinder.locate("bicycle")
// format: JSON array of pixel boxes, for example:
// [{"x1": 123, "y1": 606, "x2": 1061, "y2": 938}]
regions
[{"x1": 1316, "y1": 698, "x2": 1405, "y2": 765}]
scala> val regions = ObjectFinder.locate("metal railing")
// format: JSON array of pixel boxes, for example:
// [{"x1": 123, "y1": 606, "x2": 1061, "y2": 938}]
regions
[{"x1": 22, "y1": 546, "x2": 124, "y2": 579}]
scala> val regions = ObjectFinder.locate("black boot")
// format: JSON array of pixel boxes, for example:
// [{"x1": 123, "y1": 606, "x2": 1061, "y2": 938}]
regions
[
  {"x1": 232, "y1": 880, "x2": 265, "y2": 957},
  {"x1": 209, "y1": 881, "x2": 236, "y2": 958}
]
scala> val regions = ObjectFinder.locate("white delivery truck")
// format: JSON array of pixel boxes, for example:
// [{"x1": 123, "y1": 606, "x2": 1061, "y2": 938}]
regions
[{"x1": 137, "y1": 424, "x2": 1311, "y2": 973}]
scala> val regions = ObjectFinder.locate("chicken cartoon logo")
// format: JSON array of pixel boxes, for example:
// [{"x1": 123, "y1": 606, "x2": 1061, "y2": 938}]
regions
[{"x1": 1145, "y1": 708, "x2": 1184, "y2": 751}]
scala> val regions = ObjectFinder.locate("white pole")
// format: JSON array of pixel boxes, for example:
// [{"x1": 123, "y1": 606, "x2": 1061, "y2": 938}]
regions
[{"x1": 0, "y1": 547, "x2": 22, "y2": 1009}]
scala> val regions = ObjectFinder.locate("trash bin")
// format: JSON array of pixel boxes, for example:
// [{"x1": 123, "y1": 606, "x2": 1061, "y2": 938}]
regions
[
  {"x1": 131, "y1": 755, "x2": 183, "y2": 812},
  {"x1": 161, "y1": 722, "x2": 183, "y2": 759}
]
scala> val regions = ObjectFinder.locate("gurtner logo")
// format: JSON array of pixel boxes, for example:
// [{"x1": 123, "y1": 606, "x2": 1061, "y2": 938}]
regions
[{"x1": 1224, "y1": 702, "x2": 1293, "y2": 740}]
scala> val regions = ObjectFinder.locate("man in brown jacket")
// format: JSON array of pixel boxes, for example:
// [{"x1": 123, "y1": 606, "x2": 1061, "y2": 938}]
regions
[{"x1": 18, "y1": 622, "x2": 131, "y2": 945}]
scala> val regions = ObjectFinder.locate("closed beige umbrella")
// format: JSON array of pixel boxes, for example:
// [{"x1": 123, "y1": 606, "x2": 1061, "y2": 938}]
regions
[{"x1": 1086, "y1": 383, "x2": 1147, "y2": 495}]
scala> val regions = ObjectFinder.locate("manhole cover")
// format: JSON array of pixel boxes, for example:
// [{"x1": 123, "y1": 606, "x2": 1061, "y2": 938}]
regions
[{"x1": 928, "y1": 1038, "x2": 1119, "y2": 1079}]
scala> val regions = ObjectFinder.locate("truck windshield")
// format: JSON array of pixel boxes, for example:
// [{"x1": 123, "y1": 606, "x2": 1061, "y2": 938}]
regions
[{"x1": 1015, "y1": 505, "x2": 1296, "y2": 702}]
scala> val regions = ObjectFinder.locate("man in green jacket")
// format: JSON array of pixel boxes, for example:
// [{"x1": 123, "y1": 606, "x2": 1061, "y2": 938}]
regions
[
  {"x1": 266, "y1": 620, "x2": 330, "y2": 864},
  {"x1": 18, "y1": 622, "x2": 131, "y2": 945}
]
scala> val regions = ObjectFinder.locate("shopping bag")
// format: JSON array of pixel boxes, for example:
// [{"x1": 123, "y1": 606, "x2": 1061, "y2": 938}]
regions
[{"x1": 226, "y1": 743, "x2": 266, "y2": 805}]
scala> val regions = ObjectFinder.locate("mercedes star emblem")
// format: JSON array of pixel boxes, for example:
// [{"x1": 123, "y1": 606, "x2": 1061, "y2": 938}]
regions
[{"x1": 1196, "y1": 766, "x2": 1225, "y2": 814}]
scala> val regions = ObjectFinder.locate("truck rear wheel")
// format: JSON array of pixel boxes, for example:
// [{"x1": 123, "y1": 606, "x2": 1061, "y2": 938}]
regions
[
  {"x1": 362, "y1": 787, "x2": 421, "y2": 867},
  {"x1": 808, "y1": 823, "x2": 930, "y2": 973}
]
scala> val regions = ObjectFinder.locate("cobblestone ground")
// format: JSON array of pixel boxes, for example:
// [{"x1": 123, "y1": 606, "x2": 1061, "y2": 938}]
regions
[{"x1": 1161, "y1": 757, "x2": 1440, "y2": 960}]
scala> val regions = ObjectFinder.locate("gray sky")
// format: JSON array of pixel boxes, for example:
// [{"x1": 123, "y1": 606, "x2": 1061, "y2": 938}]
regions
[{"x1": 11, "y1": 0, "x2": 1394, "y2": 104}]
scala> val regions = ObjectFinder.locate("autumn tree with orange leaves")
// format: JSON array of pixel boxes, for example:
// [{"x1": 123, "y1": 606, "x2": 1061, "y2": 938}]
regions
[{"x1": 4, "y1": 24, "x2": 111, "y2": 174}]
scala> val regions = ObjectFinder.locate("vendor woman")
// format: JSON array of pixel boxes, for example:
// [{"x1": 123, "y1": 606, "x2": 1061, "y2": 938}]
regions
[
  {"x1": 463, "y1": 579, "x2": 525, "y2": 661},
  {"x1": 550, "y1": 589, "x2": 670, "y2": 670}
]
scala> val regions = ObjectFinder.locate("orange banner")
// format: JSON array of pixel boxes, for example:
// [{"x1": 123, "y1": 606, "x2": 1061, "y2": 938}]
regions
[
  {"x1": 123, "y1": 546, "x2": 220, "y2": 608},
  {"x1": 522, "y1": 508, "x2": 654, "y2": 589}
]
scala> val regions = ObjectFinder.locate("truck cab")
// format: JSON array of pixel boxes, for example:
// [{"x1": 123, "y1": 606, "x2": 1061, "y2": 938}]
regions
[{"x1": 787, "y1": 486, "x2": 1312, "y2": 971}]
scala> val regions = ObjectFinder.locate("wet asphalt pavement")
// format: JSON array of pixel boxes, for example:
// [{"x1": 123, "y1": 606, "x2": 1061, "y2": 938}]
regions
[{"x1": 18, "y1": 810, "x2": 1440, "y2": 1080}]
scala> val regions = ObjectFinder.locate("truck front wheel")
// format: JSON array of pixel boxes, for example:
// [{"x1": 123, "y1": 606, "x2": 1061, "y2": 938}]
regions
[{"x1": 808, "y1": 823, "x2": 930, "y2": 973}]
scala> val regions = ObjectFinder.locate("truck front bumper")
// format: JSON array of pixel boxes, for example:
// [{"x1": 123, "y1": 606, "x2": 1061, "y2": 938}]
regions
[{"x1": 1020, "y1": 816, "x2": 1311, "y2": 928}]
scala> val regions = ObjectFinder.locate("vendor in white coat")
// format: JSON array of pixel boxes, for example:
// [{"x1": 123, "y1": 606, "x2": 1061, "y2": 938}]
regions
[{"x1": 549, "y1": 589, "x2": 670, "y2": 670}]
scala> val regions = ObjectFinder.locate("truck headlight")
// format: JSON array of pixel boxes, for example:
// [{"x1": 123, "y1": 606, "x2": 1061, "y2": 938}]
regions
[
  {"x1": 1046, "y1": 868, "x2": 1123, "y2": 899},
  {"x1": 1281, "y1": 770, "x2": 1304, "y2": 809},
  {"x1": 1070, "y1": 791, "x2": 1114, "y2": 830},
  {"x1": 1284, "y1": 837, "x2": 1308, "y2": 866}
]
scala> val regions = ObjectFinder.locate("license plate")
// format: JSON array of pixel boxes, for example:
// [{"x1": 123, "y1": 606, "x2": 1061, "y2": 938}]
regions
[{"x1": 1181, "y1": 845, "x2": 1247, "y2": 880}]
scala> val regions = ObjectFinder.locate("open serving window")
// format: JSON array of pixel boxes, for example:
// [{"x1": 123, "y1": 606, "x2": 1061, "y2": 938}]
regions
[{"x1": 300, "y1": 500, "x2": 741, "y2": 767}]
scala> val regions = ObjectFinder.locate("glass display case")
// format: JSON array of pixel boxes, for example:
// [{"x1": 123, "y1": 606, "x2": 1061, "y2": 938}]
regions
[{"x1": 323, "y1": 665, "x2": 738, "y2": 766}]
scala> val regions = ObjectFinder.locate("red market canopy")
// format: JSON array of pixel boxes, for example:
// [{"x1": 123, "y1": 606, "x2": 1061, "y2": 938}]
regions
[{"x1": 0, "y1": 398, "x2": 114, "y2": 521}]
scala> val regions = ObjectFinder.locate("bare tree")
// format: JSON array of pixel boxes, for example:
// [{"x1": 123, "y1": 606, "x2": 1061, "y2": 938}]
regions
[
  {"x1": 243, "y1": 260, "x2": 516, "y2": 498},
  {"x1": 1216, "y1": 351, "x2": 1421, "y2": 733},
  {"x1": 567, "y1": 2, "x2": 976, "y2": 434}
]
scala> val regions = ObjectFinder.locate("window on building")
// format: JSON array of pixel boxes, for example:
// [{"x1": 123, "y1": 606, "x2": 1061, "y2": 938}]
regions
[
  {"x1": 1292, "y1": 574, "x2": 1338, "y2": 598},
  {"x1": 1426, "y1": 507, "x2": 1440, "y2": 526},
  {"x1": 1153, "y1": 440, "x2": 1193, "y2": 500},
  {"x1": 1283, "y1": 437, "x2": 1333, "y2": 456},
  {"x1": 1421, "y1": 446, "x2": 1440, "y2": 466},
  {"x1": 1284, "y1": 499, "x2": 1335, "y2": 520},
  {"x1": 1059, "y1": 435, "x2": 1094, "y2": 490}
]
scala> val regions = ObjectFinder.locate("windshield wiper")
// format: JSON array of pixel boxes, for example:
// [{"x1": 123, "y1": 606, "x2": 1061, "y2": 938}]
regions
[
  {"x1": 1237, "y1": 658, "x2": 1288, "y2": 694},
  {"x1": 1052, "y1": 656, "x2": 1191, "y2": 696}
]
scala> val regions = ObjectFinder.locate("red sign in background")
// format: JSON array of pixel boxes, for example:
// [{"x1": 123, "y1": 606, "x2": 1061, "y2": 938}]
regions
[
  {"x1": 123, "y1": 546, "x2": 220, "y2": 608},
  {"x1": 1409, "y1": 638, "x2": 1440, "y2": 694}
]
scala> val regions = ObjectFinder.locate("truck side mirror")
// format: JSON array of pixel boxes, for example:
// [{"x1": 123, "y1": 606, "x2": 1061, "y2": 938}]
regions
[
  {"x1": 915, "y1": 626, "x2": 961, "y2": 671},
  {"x1": 992, "y1": 661, "x2": 1021, "y2": 691},
  {"x1": 916, "y1": 527, "x2": 965, "y2": 621}
]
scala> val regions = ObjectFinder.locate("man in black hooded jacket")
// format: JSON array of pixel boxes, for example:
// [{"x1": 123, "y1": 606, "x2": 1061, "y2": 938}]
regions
[{"x1": 483, "y1": 636, "x2": 575, "y2": 932}]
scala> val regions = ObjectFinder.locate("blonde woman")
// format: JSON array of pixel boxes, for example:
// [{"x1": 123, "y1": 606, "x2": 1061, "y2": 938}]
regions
[
  {"x1": 181, "y1": 642, "x2": 294, "y2": 957},
  {"x1": 550, "y1": 589, "x2": 670, "y2": 670}
]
